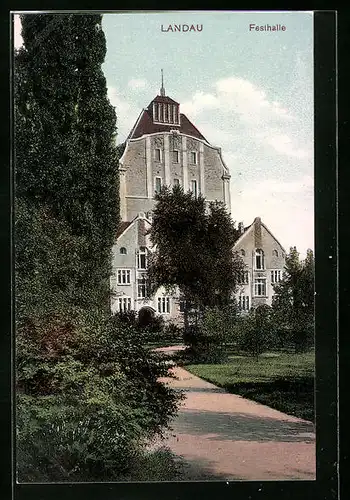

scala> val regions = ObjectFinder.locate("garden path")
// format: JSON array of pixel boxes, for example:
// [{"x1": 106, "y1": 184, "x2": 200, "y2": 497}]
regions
[{"x1": 152, "y1": 348, "x2": 316, "y2": 481}]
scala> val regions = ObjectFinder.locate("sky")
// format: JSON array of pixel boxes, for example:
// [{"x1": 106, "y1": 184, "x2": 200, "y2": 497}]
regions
[{"x1": 14, "y1": 11, "x2": 314, "y2": 257}]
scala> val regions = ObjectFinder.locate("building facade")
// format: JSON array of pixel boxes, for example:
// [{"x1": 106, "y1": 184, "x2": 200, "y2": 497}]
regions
[
  {"x1": 118, "y1": 82, "x2": 231, "y2": 222},
  {"x1": 111, "y1": 82, "x2": 231, "y2": 318},
  {"x1": 110, "y1": 82, "x2": 286, "y2": 318},
  {"x1": 110, "y1": 212, "x2": 182, "y2": 321},
  {"x1": 234, "y1": 217, "x2": 286, "y2": 312}
]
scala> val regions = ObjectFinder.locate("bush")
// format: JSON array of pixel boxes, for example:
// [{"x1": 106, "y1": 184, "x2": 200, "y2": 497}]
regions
[
  {"x1": 236, "y1": 305, "x2": 275, "y2": 359},
  {"x1": 147, "y1": 322, "x2": 183, "y2": 346},
  {"x1": 112, "y1": 309, "x2": 165, "y2": 335},
  {"x1": 16, "y1": 311, "x2": 183, "y2": 482},
  {"x1": 183, "y1": 305, "x2": 238, "y2": 363}
]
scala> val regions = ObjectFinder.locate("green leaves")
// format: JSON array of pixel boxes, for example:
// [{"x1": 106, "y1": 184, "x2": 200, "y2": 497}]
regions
[
  {"x1": 148, "y1": 185, "x2": 244, "y2": 310},
  {"x1": 14, "y1": 14, "x2": 181, "y2": 481},
  {"x1": 272, "y1": 247, "x2": 315, "y2": 351}
]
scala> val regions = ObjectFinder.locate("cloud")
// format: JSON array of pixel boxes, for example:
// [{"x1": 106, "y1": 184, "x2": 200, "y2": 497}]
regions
[
  {"x1": 14, "y1": 14, "x2": 23, "y2": 49},
  {"x1": 215, "y1": 76, "x2": 294, "y2": 124},
  {"x1": 181, "y1": 76, "x2": 311, "y2": 159},
  {"x1": 181, "y1": 91, "x2": 220, "y2": 117},
  {"x1": 260, "y1": 132, "x2": 311, "y2": 159},
  {"x1": 242, "y1": 175, "x2": 313, "y2": 197},
  {"x1": 128, "y1": 78, "x2": 148, "y2": 90}
]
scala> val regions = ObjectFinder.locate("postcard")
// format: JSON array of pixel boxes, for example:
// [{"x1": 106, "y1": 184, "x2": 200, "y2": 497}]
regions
[{"x1": 11, "y1": 9, "x2": 337, "y2": 494}]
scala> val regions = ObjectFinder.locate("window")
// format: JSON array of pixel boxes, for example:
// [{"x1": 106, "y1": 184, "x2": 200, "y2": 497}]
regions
[
  {"x1": 137, "y1": 276, "x2": 147, "y2": 298},
  {"x1": 190, "y1": 151, "x2": 197, "y2": 164},
  {"x1": 118, "y1": 297, "x2": 131, "y2": 312},
  {"x1": 117, "y1": 269, "x2": 131, "y2": 285},
  {"x1": 138, "y1": 247, "x2": 147, "y2": 270},
  {"x1": 173, "y1": 178, "x2": 180, "y2": 187},
  {"x1": 120, "y1": 247, "x2": 127, "y2": 255},
  {"x1": 157, "y1": 104, "x2": 163, "y2": 122},
  {"x1": 237, "y1": 271, "x2": 249, "y2": 285},
  {"x1": 158, "y1": 297, "x2": 170, "y2": 314},
  {"x1": 255, "y1": 249, "x2": 265, "y2": 270},
  {"x1": 240, "y1": 249, "x2": 246, "y2": 257},
  {"x1": 273, "y1": 249, "x2": 278, "y2": 257},
  {"x1": 154, "y1": 104, "x2": 159, "y2": 121},
  {"x1": 271, "y1": 270, "x2": 282, "y2": 283},
  {"x1": 239, "y1": 295, "x2": 250, "y2": 311},
  {"x1": 173, "y1": 150, "x2": 179, "y2": 163},
  {"x1": 191, "y1": 179, "x2": 197, "y2": 198},
  {"x1": 164, "y1": 104, "x2": 168, "y2": 122},
  {"x1": 254, "y1": 278, "x2": 266, "y2": 296},
  {"x1": 155, "y1": 176, "x2": 162, "y2": 193},
  {"x1": 169, "y1": 105, "x2": 173, "y2": 123},
  {"x1": 179, "y1": 300, "x2": 185, "y2": 312},
  {"x1": 155, "y1": 148, "x2": 161, "y2": 161}
]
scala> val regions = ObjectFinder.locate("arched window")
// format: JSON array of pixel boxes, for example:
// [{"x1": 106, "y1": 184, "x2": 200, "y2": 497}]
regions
[
  {"x1": 273, "y1": 249, "x2": 278, "y2": 257},
  {"x1": 120, "y1": 247, "x2": 127, "y2": 255},
  {"x1": 240, "y1": 249, "x2": 246, "y2": 257},
  {"x1": 255, "y1": 249, "x2": 265, "y2": 270}
]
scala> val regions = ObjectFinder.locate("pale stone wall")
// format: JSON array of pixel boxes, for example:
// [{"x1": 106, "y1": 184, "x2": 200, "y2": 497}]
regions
[
  {"x1": 260, "y1": 225, "x2": 286, "y2": 269},
  {"x1": 203, "y1": 143, "x2": 225, "y2": 203},
  {"x1": 110, "y1": 223, "x2": 138, "y2": 313},
  {"x1": 169, "y1": 133, "x2": 183, "y2": 185},
  {"x1": 121, "y1": 132, "x2": 231, "y2": 220},
  {"x1": 126, "y1": 197, "x2": 154, "y2": 221},
  {"x1": 111, "y1": 216, "x2": 182, "y2": 322},
  {"x1": 233, "y1": 221, "x2": 286, "y2": 309},
  {"x1": 124, "y1": 139, "x2": 147, "y2": 198}
]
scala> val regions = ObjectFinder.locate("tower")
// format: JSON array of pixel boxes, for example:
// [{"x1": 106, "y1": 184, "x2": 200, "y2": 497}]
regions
[{"x1": 118, "y1": 76, "x2": 231, "y2": 221}]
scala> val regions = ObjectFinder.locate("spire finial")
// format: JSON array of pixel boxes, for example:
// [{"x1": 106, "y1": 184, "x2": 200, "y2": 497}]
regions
[{"x1": 160, "y1": 69, "x2": 165, "y2": 96}]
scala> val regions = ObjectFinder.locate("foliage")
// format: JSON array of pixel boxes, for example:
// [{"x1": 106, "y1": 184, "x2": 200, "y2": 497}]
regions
[
  {"x1": 17, "y1": 312, "x2": 183, "y2": 482},
  {"x1": 15, "y1": 13, "x2": 119, "y2": 310},
  {"x1": 115, "y1": 447, "x2": 186, "y2": 482},
  {"x1": 272, "y1": 247, "x2": 315, "y2": 352},
  {"x1": 147, "y1": 185, "x2": 245, "y2": 336},
  {"x1": 184, "y1": 304, "x2": 238, "y2": 363},
  {"x1": 236, "y1": 305, "x2": 275, "y2": 359},
  {"x1": 145, "y1": 321, "x2": 183, "y2": 346},
  {"x1": 15, "y1": 14, "x2": 181, "y2": 482}
]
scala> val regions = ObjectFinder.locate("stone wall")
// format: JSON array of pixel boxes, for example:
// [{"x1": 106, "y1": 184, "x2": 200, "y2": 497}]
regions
[
  {"x1": 203, "y1": 143, "x2": 225, "y2": 202},
  {"x1": 121, "y1": 132, "x2": 230, "y2": 220},
  {"x1": 124, "y1": 139, "x2": 147, "y2": 198}
]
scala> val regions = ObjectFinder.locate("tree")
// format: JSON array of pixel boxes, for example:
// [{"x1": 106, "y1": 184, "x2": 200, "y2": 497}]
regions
[
  {"x1": 272, "y1": 247, "x2": 315, "y2": 352},
  {"x1": 14, "y1": 14, "x2": 181, "y2": 481},
  {"x1": 147, "y1": 185, "x2": 244, "y2": 336},
  {"x1": 15, "y1": 13, "x2": 119, "y2": 310}
]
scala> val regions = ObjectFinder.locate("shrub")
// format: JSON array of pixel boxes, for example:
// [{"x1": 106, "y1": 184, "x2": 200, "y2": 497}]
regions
[
  {"x1": 16, "y1": 311, "x2": 183, "y2": 482},
  {"x1": 184, "y1": 305, "x2": 238, "y2": 363},
  {"x1": 236, "y1": 305, "x2": 275, "y2": 359}
]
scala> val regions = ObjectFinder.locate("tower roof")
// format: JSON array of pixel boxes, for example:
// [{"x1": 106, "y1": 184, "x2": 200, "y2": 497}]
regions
[
  {"x1": 127, "y1": 94, "x2": 208, "y2": 142},
  {"x1": 152, "y1": 95, "x2": 179, "y2": 105}
]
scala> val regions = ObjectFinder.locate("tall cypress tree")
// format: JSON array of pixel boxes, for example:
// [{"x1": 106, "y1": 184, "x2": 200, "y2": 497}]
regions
[{"x1": 15, "y1": 14, "x2": 119, "y2": 310}]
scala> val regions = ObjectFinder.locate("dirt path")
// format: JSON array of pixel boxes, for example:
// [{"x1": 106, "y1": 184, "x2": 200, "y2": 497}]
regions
[{"x1": 152, "y1": 365, "x2": 316, "y2": 481}]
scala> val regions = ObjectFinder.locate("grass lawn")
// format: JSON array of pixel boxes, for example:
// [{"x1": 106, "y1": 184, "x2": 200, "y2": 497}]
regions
[{"x1": 186, "y1": 351, "x2": 315, "y2": 422}]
